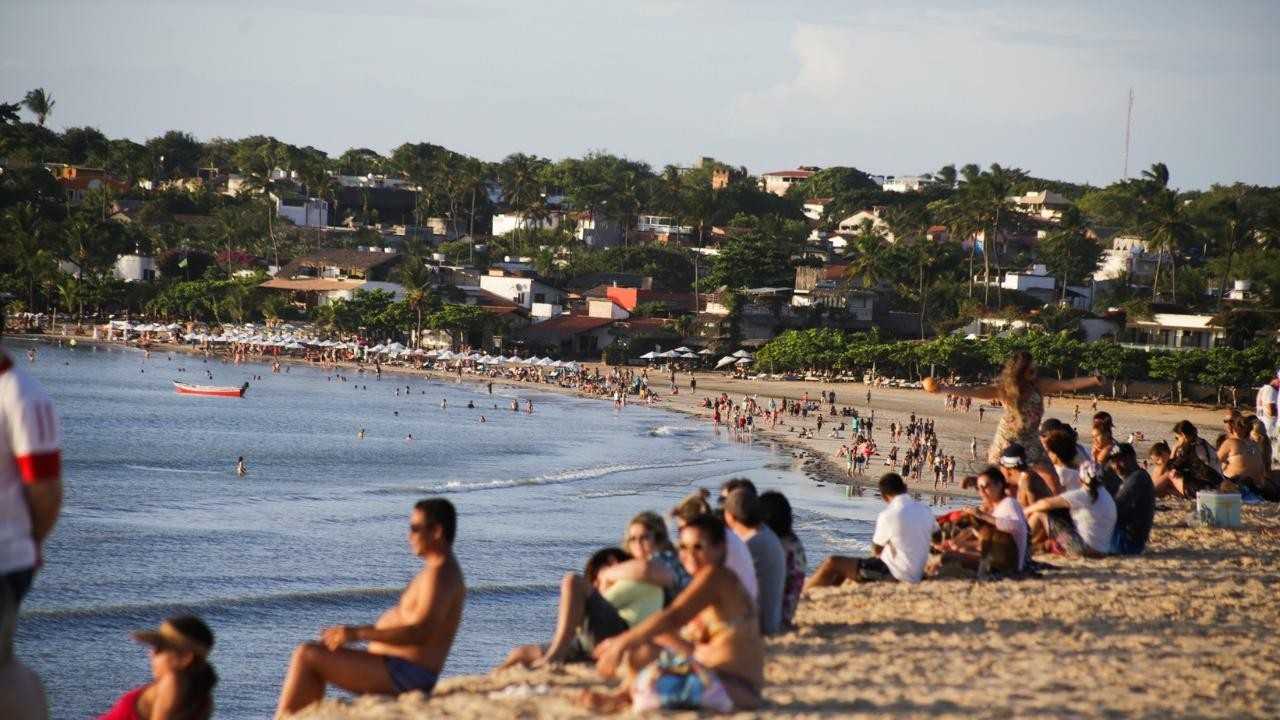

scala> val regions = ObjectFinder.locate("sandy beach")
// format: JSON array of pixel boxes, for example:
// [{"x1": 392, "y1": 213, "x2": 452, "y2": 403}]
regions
[
  {"x1": 26, "y1": 336, "x2": 1279, "y2": 718},
  {"x1": 288, "y1": 362, "x2": 1277, "y2": 719}
]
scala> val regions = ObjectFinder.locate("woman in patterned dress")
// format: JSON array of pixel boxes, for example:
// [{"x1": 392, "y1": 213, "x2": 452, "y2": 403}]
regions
[{"x1": 923, "y1": 351, "x2": 1105, "y2": 471}]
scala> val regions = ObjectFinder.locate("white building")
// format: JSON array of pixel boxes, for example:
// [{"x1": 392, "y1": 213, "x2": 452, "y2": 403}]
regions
[
  {"x1": 491, "y1": 210, "x2": 564, "y2": 237},
  {"x1": 635, "y1": 215, "x2": 693, "y2": 236},
  {"x1": 477, "y1": 272, "x2": 567, "y2": 316},
  {"x1": 758, "y1": 167, "x2": 816, "y2": 196},
  {"x1": 276, "y1": 196, "x2": 329, "y2": 228},
  {"x1": 836, "y1": 208, "x2": 894, "y2": 243},
  {"x1": 1002, "y1": 264, "x2": 1056, "y2": 293},
  {"x1": 1011, "y1": 190, "x2": 1071, "y2": 220},
  {"x1": 114, "y1": 254, "x2": 158, "y2": 282},
  {"x1": 881, "y1": 175, "x2": 935, "y2": 193}
]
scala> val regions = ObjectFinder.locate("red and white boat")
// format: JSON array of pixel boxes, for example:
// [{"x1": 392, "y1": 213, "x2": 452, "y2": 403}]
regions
[{"x1": 172, "y1": 380, "x2": 249, "y2": 398}]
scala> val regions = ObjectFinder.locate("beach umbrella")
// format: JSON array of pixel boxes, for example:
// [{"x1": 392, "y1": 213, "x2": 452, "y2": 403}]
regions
[
  {"x1": 639, "y1": 351, "x2": 658, "y2": 360},
  {"x1": 469, "y1": 353, "x2": 484, "y2": 361},
  {"x1": 166, "y1": 323, "x2": 182, "y2": 330},
  {"x1": 369, "y1": 344, "x2": 385, "y2": 352},
  {"x1": 673, "y1": 346, "x2": 693, "y2": 353},
  {"x1": 732, "y1": 349, "x2": 753, "y2": 358},
  {"x1": 681, "y1": 353, "x2": 699, "y2": 359},
  {"x1": 716, "y1": 356, "x2": 736, "y2": 368},
  {"x1": 660, "y1": 350, "x2": 680, "y2": 358},
  {"x1": 488, "y1": 356, "x2": 507, "y2": 365},
  {"x1": 736, "y1": 357, "x2": 753, "y2": 365},
  {"x1": 697, "y1": 348, "x2": 715, "y2": 355},
  {"x1": 564, "y1": 362, "x2": 580, "y2": 372},
  {"x1": 285, "y1": 342, "x2": 304, "y2": 350},
  {"x1": 386, "y1": 342, "x2": 406, "y2": 351},
  {"x1": 411, "y1": 348, "x2": 427, "y2": 356}
]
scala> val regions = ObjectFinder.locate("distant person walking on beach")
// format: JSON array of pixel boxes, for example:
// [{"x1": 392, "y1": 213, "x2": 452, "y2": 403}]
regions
[
  {"x1": 276, "y1": 498, "x2": 465, "y2": 717},
  {"x1": 236, "y1": 457, "x2": 246, "y2": 477},
  {"x1": 1, "y1": 313, "x2": 64, "y2": 719},
  {"x1": 923, "y1": 351, "x2": 1103, "y2": 470}
]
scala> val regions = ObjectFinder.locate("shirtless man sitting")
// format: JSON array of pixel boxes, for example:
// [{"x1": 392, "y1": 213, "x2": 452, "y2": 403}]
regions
[{"x1": 275, "y1": 499, "x2": 466, "y2": 718}]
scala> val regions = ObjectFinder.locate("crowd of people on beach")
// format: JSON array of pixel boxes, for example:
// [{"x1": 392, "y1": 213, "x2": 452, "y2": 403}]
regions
[{"x1": 7, "y1": 317, "x2": 1280, "y2": 718}]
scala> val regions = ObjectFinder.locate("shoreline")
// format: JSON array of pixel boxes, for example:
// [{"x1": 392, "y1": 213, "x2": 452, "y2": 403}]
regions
[
  {"x1": 16, "y1": 332, "x2": 1233, "y2": 503},
  {"x1": 15, "y1": 334, "x2": 1280, "y2": 718}
]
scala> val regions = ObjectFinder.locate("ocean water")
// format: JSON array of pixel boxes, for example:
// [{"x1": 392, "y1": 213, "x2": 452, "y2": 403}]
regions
[{"x1": 12, "y1": 341, "x2": 936, "y2": 718}]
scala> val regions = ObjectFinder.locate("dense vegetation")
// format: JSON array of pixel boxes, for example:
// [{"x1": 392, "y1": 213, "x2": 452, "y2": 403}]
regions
[{"x1": 1, "y1": 87, "x2": 1278, "y2": 385}]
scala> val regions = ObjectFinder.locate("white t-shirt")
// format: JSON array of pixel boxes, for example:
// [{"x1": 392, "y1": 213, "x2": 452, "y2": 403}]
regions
[
  {"x1": 1061, "y1": 487, "x2": 1117, "y2": 555},
  {"x1": 1, "y1": 355, "x2": 62, "y2": 574},
  {"x1": 990, "y1": 495, "x2": 1029, "y2": 571},
  {"x1": 872, "y1": 494, "x2": 938, "y2": 583},
  {"x1": 725, "y1": 529, "x2": 758, "y2": 601},
  {"x1": 1257, "y1": 384, "x2": 1277, "y2": 422},
  {"x1": 1055, "y1": 465, "x2": 1082, "y2": 493}
]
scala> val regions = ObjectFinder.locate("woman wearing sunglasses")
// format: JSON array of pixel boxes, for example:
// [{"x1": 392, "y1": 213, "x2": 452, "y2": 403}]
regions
[
  {"x1": 496, "y1": 511, "x2": 689, "y2": 671},
  {"x1": 97, "y1": 616, "x2": 217, "y2": 720},
  {"x1": 583, "y1": 514, "x2": 764, "y2": 714}
]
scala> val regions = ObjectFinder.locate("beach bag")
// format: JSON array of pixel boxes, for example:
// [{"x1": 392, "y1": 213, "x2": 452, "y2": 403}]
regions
[{"x1": 631, "y1": 651, "x2": 734, "y2": 713}]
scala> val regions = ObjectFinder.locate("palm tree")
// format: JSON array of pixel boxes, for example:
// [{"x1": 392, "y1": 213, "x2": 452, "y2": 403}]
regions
[
  {"x1": 239, "y1": 146, "x2": 284, "y2": 267},
  {"x1": 22, "y1": 88, "x2": 54, "y2": 127},
  {"x1": 1209, "y1": 188, "x2": 1256, "y2": 311},
  {"x1": 4, "y1": 203, "x2": 57, "y2": 310},
  {"x1": 842, "y1": 219, "x2": 888, "y2": 288},
  {"x1": 1142, "y1": 186, "x2": 1196, "y2": 303}
]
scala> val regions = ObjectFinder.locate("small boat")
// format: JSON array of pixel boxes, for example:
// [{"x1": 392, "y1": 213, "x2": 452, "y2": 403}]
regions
[{"x1": 173, "y1": 381, "x2": 249, "y2": 398}]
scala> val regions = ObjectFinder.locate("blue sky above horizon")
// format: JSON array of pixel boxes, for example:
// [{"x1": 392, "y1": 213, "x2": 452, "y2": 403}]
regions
[{"x1": 2, "y1": 0, "x2": 1276, "y2": 190}]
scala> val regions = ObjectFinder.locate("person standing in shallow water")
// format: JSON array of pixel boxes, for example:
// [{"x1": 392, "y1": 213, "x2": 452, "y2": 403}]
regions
[{"x1": 236, "y1": 457, "x2": 246, "y2": 477}]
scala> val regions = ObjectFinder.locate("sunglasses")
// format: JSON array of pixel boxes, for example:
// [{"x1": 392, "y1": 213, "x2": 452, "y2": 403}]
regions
[{"x1": 677, "y1": 542, "x2": 707, "y2": 553}]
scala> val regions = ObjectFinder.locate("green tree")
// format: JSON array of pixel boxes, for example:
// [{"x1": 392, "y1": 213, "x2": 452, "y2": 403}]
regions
[
  {"x1": 841, "y1": 219, "x2": 889, "y2": 288},
  {"x1": 1199, "y1": 345, "x2": 1251, "y2": 406},
  {"x1": 429, "y1": 304, "x2": 496, "y2": 350},
  {"x1": 1147, "y1": 350, "x2": 1206, "y2": 404},
  {"x1": 21, "y1": 87, "x2": 54, "y2": 127},
  {"x1": 1039, "y1": 206, "x2": 1101, "y2": 301}
]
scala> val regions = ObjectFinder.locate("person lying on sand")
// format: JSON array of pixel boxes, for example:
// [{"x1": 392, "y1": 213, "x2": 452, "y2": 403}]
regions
[
  {"x1": 581, "y1": 515, "x2": 764, "y2": 713},
  {"x1": 275, "y1": 499, "x2": 465, "y2": 718},
  {"x1": 495, "y1": 546, "x2": 664, "y2": 671},
  {"x1": 804, "y1": 473, "x2": 938, "y2": 589},
  {"x1": 497, "y1": 512, "x2": 689, "y2": 670}
]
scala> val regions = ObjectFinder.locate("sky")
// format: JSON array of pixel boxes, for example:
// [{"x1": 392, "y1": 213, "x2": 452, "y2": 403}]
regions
[{"x1": 2, "y1": 0, "x2": 1277, "y2": 190}]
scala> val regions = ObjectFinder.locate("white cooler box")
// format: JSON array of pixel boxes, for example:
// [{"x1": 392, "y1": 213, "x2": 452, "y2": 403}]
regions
[{"x1": 1196, "y1": 491, "x2": 1241, "y2": 529}]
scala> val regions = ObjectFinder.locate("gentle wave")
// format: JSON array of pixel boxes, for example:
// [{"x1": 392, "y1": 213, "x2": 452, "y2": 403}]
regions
[
  {"x1": 122, "y1": 464, "x2": 222, "y2": 475},
  {"x1": 383, "y1": 458, "x2": 729, "y2": 494},
  {"x1": 645, "y1": 425, "x2": 703, "y2": 437},
  {"x1": 22, "y1": 582, "x2": 558, "y2": 621}
]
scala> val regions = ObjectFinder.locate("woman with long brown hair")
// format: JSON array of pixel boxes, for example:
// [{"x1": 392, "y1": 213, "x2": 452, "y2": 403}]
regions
[{"x1": 924, "y1": 351, "x2": 1104, "y2": 469}]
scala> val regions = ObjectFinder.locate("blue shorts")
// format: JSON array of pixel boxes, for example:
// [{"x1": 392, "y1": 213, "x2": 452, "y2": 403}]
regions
[{"x1": 384, "y1": 655, "x2": 439, "y2": 695}]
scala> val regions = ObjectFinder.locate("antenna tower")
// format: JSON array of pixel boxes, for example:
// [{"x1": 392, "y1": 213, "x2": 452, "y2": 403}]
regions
[{"x1": 1122, "y1": 88, "x2": 1133, "y2": 181}]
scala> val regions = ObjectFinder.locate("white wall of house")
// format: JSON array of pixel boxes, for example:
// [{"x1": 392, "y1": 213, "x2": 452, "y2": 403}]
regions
[
  {"x1": 478, "y1": 274, "x2": 563, "y2": 310},
  {"x1": 881, "y1": 175, "x2": 935, "y2": 193},
  {"x1": 492, "y1": 212, "x2": 562, "y2": 237},
  {"x1": 1002, "y1": 264, "x2": 1055, "y2": 292},
  {"x1": 588, "y1": 297, "x2": 630, "y2": 319},
  {"x1": 114, "y1": 254, "x2": 158, "y2": 282},
  {"x1": 277, "y1": 197, "x2": 329, "y2": 228}
]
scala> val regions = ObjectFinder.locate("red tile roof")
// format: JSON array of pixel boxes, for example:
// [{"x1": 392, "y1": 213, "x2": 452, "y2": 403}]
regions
[{"x1": 516, "y1": 315, "x2": 614, "y2": 342}]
